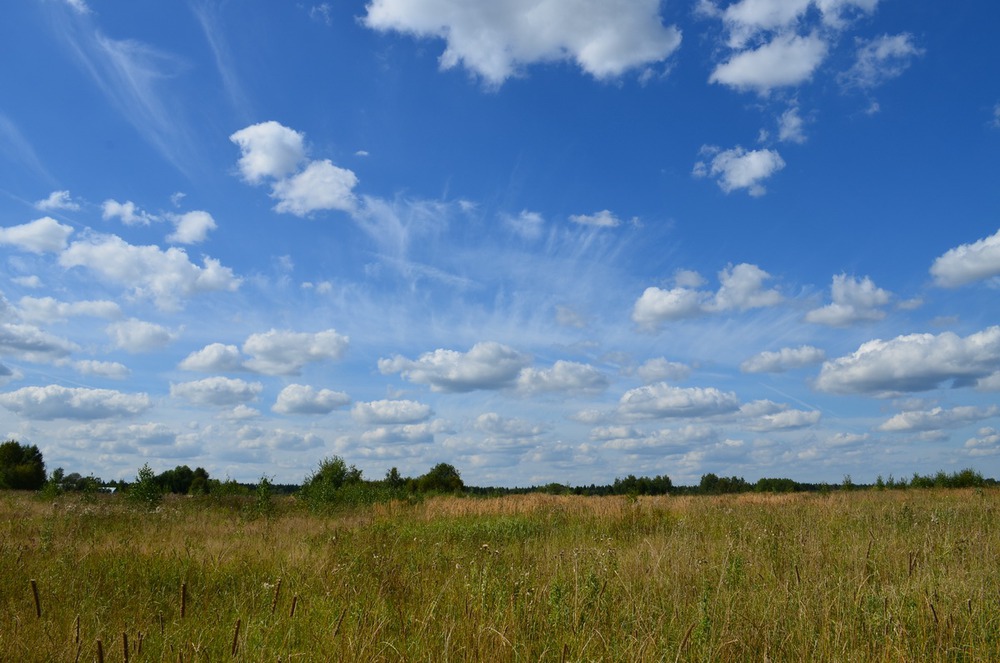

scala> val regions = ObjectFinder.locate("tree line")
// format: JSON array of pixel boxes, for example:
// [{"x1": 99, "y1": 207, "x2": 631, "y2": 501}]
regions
[{"x1": 0, "y1": 439, "x2": 995, "y2": 503}]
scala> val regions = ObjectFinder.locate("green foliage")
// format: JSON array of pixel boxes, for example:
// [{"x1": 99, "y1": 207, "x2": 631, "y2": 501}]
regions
[
  {"x1": 699, "y1": 473, "x2": 750, "y2": 495},
  {"x1": 418, "y1": 462, "x2": 464, "y2": 493},
  {"x1": 0, "y1": 439, "x2": 46, "y2": 490},
  {"x1": 128, "y1": 463, "x2": 163, "y2": 509},
  {"x1": 611, "y1": 474, "x2": 672, "y2": 496},
  {"x1": 299, "y1": 456, "x2": 364, "y2": 507}
]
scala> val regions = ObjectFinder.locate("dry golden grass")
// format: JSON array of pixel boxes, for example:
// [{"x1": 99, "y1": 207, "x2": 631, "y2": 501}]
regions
[{"x1": 1, "y1": 488, "x2": 999, "y2": 661}]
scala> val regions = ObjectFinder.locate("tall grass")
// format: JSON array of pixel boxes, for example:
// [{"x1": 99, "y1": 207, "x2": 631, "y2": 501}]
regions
[{"x1": 1, "y1": 489, "x2": 998, "y2": 661}]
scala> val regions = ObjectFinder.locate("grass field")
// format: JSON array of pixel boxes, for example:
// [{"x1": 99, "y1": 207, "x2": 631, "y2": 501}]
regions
[{"x1": 2, "y1": 488, "x2": 999, "y2": 661}]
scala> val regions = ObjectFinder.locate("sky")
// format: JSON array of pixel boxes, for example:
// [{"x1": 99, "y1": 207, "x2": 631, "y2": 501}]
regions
[{"x1": 0, "y1": 0, "x2": 999, "y2": 487}]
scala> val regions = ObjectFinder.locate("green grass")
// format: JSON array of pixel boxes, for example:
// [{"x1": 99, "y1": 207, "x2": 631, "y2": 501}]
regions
[{"x1": 2, "y1": 489, "x2": 999, "y2": 661}]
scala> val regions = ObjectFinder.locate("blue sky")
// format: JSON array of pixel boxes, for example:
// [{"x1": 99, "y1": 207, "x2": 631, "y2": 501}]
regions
[{"x1": 1, "y1": 0, "x2": 999, "y2": 486}]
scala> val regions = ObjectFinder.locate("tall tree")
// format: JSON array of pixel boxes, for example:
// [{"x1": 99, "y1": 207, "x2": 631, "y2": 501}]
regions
[{"x1": 0, "y1": 440, "x2": 46, "y2": 490}]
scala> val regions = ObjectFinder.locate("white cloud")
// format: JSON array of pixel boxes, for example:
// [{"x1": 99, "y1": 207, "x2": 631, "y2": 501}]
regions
[
  {"x1": 965, "y1": 428, "x2": 1000, "y2": 457},
  {"x1": 777, "y1": 106, "x2": 807, "y2": 143},
  {"x1": 360, "y1": 420, "x2": 448, "y2": 446},
  {"x1": 106, "y1": 319, "x2": 177, "y2": 353},
  {"x1": 379, "y1": 341, "x2": 531, "y2": 392},
  {"x1": 363, "y1": 0, "x2": 682, "y2": 86},
  {"x1": 170, "y1": 377, "x2": 263, "y2": 407},
  {"x1": 632, "y1": 262, "x2": 781, "y2": 329},
  {"x1": 229, "y1": 121, "x2": 306, "y2": 184},
  {"x1": 741, "y1": 345, "x2": 826, "y2": 373},
  {"x1": 63, "y1": 0, "x2": 91, "y2": 14},
  {"x1": 517, "y1": 360, "x2": 608, "y2": 395},
  {"x1": 930, "y1": 227, "x2": 1000, "y2": 287},
  {"x1": 632, "y1": 286, "x2": 707, "y2": 327},
  {"x1": 13, "y1": 276, "x2": 42, "y2": 289},
  {"x1": 555, "y1": 305, "x2": 586, "y2": 329},
  {"x1": 693, "y1": 145, "x2": 785, "y2": 196},
  {"x1": 272, "y1": 384, "x2": 350, "y2": 414},
  {"x1": 978, "y1": 372, "x2": 1000, "y2": 391},
  {"x1": 102, "y1": 199, "x2": 158, "y2": 226},
  {"x1": 17, "y1": 296, "x2": 121, "y2": 324},
  {"x1": 242, "y1": 329, "x2": 349, "y2": 375},
  {"x1": 352, "y1": 399, "x2": 432, "y2": 424},
  {"x1": 474, "y1": 412, "x2": 548, "y2": 438},
  {"x1": 271, "y1": 159, "x2": 359, "y2": 216},
  {"x1": 805, "y1": 274, "x2": 891, "y2": 326},
  {"x1": 59, "y1": 233, "x2": 240, "y2": 310},
  {"x1": 179, "y1": 343, "x2": 244, "y2": 372},
  {"x1": 502, "y1": 210, "x2": 545, "y2": 240},
  {"x1": 877, "y1": 405, "x2": 999, "y2": 432},
  {"x1": 636, "y1": 357, "x2": 690, "y2": 383},
  {"x1": 569, "y1": 210, "x2": 621, "y2": 228},
  {"x1": 35, "y1": 190, "x2": 80, "y2": 212},
  {"x1": 710, "y1": 33, "x2": 828, "y2": 94},
  {"x1": 739, "y1": 400, "x2": 821, "y2": 431},
  {"x1": 0, "y1": 217, "x2": 74, "y2": 253},
  {"x1": 618, "y1": 382, "x2": 740, "y2": 420},
  {"x1": 167, "y1": 211, "x2": 217, "y2": 244},
  {"x1": 73, "y1": 360, "x2": 130, "y2": 379},
  {"x1": 0, "y1": 385, "x2": 150, "y2": 420},
  {"x1": 709, "y1": 263, "x2": 782, "y2": 311},
  {"x1": 0, "y1": 323, "x2": 78, "y2": 363},
  {"x1": 815, "y1": 326, "x2": 1000, "y2": 395},
  {"x1": 840, "y1": 33, "x2": 923, "y2": 89}
]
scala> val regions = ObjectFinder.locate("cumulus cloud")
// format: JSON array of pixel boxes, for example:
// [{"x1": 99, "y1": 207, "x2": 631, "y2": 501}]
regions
[
  {"x1": 170, "y1": 377, "x2": 263, "y2": 407},
  {"x1": 230, "y1": 121, "x2": 306, "y2": 184},
  {"x1": 73, "y1": 360, "x2": 130, "y2": 379},
  {"x1": 271, "y1": 159, "x2": 359, "y2": 216},
  {"x1": 632, "y1": 263, "x2": 781, "y2": 329},
  {"x1": 352, "y1": 399, "x2": 432, "y2": 424},
  {"x1": 102, "y1": 199, "x2": 158, "y2": 225},
  {"x1": 363, "y1": 0, "x2": 682, "y2": 86},
  {"x1": 618, "y1": 382, "x2": 740, "y2": 420},
  {"x1": 167, "y1": 210, "x2": 217, "y2": 244},
  {"x1": 360, "y1": 420, "x2": 449, "y2": 446},
  {"x1": 474, "y1": 412, "x2": 548, "y2": 438},
  {"x1": 805, "y1": 274, "x2": 891, "y2": 326},
  {"x1": 877, "y1": 405, "x2": 999, "y2": 432},
  {"x1": 840, "y1": 33, "x2": 923, "y2": 89},
  {"x1": 709, "y1": 263, "x2": 783, "y2": 311},
  {"x1": 636, "y1": 357, "x2": 691, "y2": 383},
  {"x1": 105, "y1": 319, "x2": 176, "y2": 354},
  {"x1": 815, "y1": 326, "x2": 1000, "y2": 395},
  {"x1": 739, "y1": 400, "x2": 821, "y2": 431},
  {"x1": 0, "y1": 385, "x2": 150, "y2": 420},
  {"x1": 59, "y1": 233, "x2": 240, "y2": 310},
  {"x1": 272, "y1": 384, "x2": 350, "y2": 414},
  {"x1": 0, "y1": 217, "x2": 74, "y2": 253},
  {"x1": 930, "y1": 227, "x2": 1000, "y2": 287},
  {"x1": 710, "y1": 33, "x2": 828, "y2": 94},
  {"x1": 0, "y1": 323, "x2": 78, "y2": 363},
  {"x1": 965, "y1": 428, "x2": 1000, "y2": 457},
  {"x1": 179, "y1": 343, "x2": 244, "y2": 372},
  {"x1": 379, "y1": 341, "x2": 531, "y2": 392},
  {"x1": 17, "y1": 296, "x2": 121, "y2": 324},
  {"x1": 693, "y1": 145, "x2": 785, "y2": 196},
  {"x1": 741, "y1": 345, "x2": 826, "y2": 373},
  {"x1": 231, "y1": 121, "x2": 359, "y2": 217},
  {"x1": 516, "y1": 360, "x2": 608, "y2": 395},
  {"x1": 569, "y1": 210, "x2": 621, "y2": 228},
  {"x1": 35, "y1": 190, "x2": 80, "y2": 212},
  {"x1": 242, "y1": 329, "x2": 349, "y2": 375}
]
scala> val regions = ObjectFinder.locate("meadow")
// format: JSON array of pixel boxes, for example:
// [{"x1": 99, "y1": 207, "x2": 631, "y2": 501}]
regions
[{"x1": 2, "y1": 488, "x2": 998, "y2": 661}]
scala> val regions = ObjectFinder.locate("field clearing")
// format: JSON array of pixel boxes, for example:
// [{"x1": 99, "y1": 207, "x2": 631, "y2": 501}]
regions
[{"x1": 2, "y1": 489, "x2": 999, "y2": 661}]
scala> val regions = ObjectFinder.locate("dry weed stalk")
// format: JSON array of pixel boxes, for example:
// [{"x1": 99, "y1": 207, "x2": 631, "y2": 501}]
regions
[{"x1": 29, "y1": 579, "x2": 40, "y2": 618}]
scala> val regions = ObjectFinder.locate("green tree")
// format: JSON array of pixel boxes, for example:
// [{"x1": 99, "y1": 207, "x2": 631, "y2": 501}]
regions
[
  {"x1": 128, "y1": 463, "x2": 163, "y2": 508},
  {"x1": 300, "y1": 456, "x2": 362, "y2": 503},
  {"x1": 418, "y1": 462, "x2": 464, "y2": 493},
  {"x1": 0, "y1": 440, "x2": 46, "y2": 490}
]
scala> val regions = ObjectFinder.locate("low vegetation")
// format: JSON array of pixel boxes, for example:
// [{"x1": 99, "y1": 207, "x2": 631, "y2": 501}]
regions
[{"x1": 2, "y1": 487, "x2": 999, "y2": 661}]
